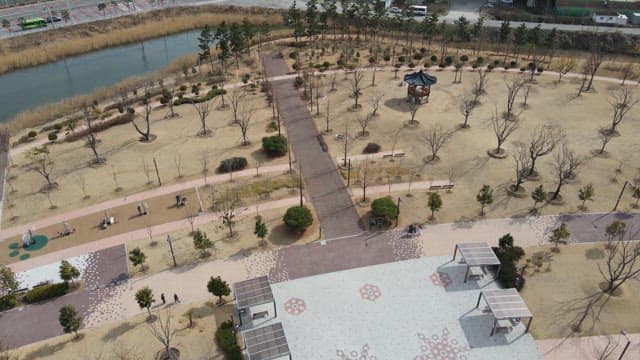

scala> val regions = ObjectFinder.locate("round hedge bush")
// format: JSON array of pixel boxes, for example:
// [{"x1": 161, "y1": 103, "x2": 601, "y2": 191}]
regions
[
  {"x1": 363, "y1": 143, "x2": 381, "y2": 154},
  {"x1": 48, "y1": 133, "x2": 57, "y2": 141},
  {"x1": 283, "y1": 206, "x2": 313, "y2": 232},
  {"x1": 217, "y1": 157, "x2": 248, "y2": 173},
  {"x1": 430, "y1": 55, "x2": 438, "y2": 63},
  {"x1": 262, "y1": 135, "x2": 288, "y2": 157},
  {"x1": 28, "y1": 130, "x2": 37, "y2": 138},
  {"x1": 371, "y1": 197, "x2": 398, "y2": 221}
]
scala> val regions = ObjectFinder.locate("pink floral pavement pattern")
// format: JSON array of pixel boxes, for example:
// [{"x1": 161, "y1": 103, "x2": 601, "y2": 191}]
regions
[
  {"x1": 359, "y1": 284, "x2": 382, "y2": 301},
  {"x1": 336, "y1": 344, "x2": 377, "y2": 360},
  {"x1": 430, "y1": 272, "x2": 452, "y2": 287},
  {"x1": 414, "y1": 328, "x2": 470, "y2": 360},
  {"x1": 284, "y1": 297, "x2": 306, "y2": 315}
]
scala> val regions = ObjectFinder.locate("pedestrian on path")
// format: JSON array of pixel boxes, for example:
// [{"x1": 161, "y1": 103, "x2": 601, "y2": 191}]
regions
[
  {"x1": 174, "y1": 293, "x2": 180, "y2": 303},
  {"x1": 160, "y1": 293, "x2": 166, "y2": 305}
]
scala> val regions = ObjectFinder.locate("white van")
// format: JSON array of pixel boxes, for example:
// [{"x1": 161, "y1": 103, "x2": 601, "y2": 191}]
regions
[{"x1": 411, "y1": 5, "x2": 428, "y2": 16}]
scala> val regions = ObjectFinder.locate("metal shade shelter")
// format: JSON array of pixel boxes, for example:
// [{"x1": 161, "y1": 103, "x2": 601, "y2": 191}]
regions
[
  {"x1": 403, "y1": 70, "x2": 437, "y2": 104},
  {"x1": 452, "y1": 242, "x2": 502, "y2": 283},
  {"x1": 475, "y1": 288, "x2": 533, "y2": 336},
  {"x1": 244, "y1": 322, "x2": 291, "y2": 360},
  {"x1": 233, "y1": 276, "x2": 276, "y2": 328}
]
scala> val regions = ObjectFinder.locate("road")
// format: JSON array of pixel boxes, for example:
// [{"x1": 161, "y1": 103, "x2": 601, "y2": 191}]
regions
[{"x1": 1, "y1": 0, "x2": 640, "y2": 40}]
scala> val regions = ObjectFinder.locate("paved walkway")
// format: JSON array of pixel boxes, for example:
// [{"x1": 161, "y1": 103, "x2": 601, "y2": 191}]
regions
[{"x1": 262, "y1": 52, "x2": 363, "y2": 239}]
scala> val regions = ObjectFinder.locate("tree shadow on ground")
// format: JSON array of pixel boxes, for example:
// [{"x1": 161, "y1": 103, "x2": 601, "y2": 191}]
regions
[
  {"x1": 383, "y1": 98, "x2": 411, "y2": 112},
  {"x1": 23, "y1": 339, "x2": 71, "y2": 360},
  {"x1": 101, "y1": 321, "x2": 136, "y2": 342},
  {"x1": 268, "y1": 224, "x2": 304, "y2": 246}
]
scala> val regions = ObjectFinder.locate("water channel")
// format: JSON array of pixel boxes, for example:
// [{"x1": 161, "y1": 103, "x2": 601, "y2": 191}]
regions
[{"x1": 0, "y1": 29, "x2": 200, "y2": 122}]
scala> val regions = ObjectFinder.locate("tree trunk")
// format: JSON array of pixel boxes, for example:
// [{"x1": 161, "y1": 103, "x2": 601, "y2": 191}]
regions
[
  {"x1": 528, "y1": 157, "x2": 537, "y2": 176},
  {"x1": 551, "y1": 182, "x2": 562, "y2": 200},
  {"x1": 480, "y1": 203, "x2": 485, "y2": 216},
  {"x1": 227, "y1": 222, "x2": 233, "y2": 237}
]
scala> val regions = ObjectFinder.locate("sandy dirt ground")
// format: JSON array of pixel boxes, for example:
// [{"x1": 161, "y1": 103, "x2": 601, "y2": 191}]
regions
[
  {"x1": 519, "y1": 243, "x2": 640, "y2": 339},
  {"x1": 306, "y1": 68, "x2": 640, "y2": 226},
  {"x1": 4, "y1": 85, "x2": 287, "y2": 227},
  {"x1": 127, "y1": 205, "x2": 319, "y2": 277},
  {"x1": 10, "y1": 299, "x2": 232, "y2": 360}
]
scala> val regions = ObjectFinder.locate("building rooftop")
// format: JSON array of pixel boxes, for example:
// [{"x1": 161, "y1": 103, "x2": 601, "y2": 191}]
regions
[
  {"x1": 244, "y1": 322, "x2": 290, "y2": 360},
  {"x1": 234, "y1": 276, "x2": 274, "y2": 309}
]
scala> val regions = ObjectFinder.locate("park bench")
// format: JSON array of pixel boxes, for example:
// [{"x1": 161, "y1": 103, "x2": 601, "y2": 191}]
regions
[
  {"x1": 469, "y1": 266, "x2": 485, "y2": 280},
  {"x1": 368, "y1": 217, "x2": 385, "y2": 229},
  {"x1": 429, "y1": 183, "x2": 454, "y2": 190},
  {"x1": 335, "y1": 133, "x2": 346, "y2": 142},
  {"x1": 393, "y1": 152, "x2": 405, "y2": 157},
  {"x1": 496, "y1": 319, "x2": 513, "y2": 333}
]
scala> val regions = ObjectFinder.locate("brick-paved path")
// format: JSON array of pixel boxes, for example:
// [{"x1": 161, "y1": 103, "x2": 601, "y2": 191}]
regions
[
  {"x1": 0, "y1": 245, "x2": 127, "y2": 349},
  {"x1": 262, "y1": 53, "x2": 363, "y2": 239}
]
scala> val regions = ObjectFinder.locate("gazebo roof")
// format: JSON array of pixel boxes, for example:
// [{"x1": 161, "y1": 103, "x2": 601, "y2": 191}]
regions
[{"x1": 404, "y1": 70, "x2": 438, "y2": 86}]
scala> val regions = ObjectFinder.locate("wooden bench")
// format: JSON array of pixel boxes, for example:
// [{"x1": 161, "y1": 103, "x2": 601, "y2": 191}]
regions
[
  {"x1": 368, "y1": 217, "x2": 385, "y2": 228},
  {"x1": 429, "y1": 183, "x2": 454, "y2": 190},
  {"x1": 496, "y1": 319, "x2": 513, "y2": 333},
  {"x1": 393, "y1": 152, "x2": 405, "y2": 157},
  {"x1": 382, "y1": 154, "x2": 394, "y2": 159}
]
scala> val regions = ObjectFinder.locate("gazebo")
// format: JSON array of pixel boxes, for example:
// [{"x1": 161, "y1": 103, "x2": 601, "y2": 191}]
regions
[
  {"x1": 403, "y1": 70, "x2": 437, "y2": 104},
  {"x1": 475, "y1": 289, "x2": 533, "y2": 336},
  {"x1": 452, "y1": 242, "x2": 502, "y2": 283}
]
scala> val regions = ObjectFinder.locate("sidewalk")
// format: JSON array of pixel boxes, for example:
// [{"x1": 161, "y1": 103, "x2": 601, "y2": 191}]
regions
[{"x1": 0, "y1": 163, "x2": 290, "y2": 240}]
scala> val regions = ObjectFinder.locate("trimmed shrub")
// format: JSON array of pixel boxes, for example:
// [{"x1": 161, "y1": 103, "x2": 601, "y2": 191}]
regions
[
  {"x1": 476, "y1": 56, "x2": 484, "y2": 65},
  {"x1": 445, "y1": 56, "x2": 453, "y2": 65},
  {"x1": 398, "y1": 55, "x2": 406, "y2": 63},
  {"x1": 510, "y1": 61, "x2": 517, "y2": 67},
  {"x1": 179, "y1": 84, "x2": 187, "y2": 91},
  {"x1": 216, "y1": 320, "x2": 241, "y2": 360},
  {"x1": 487, "y1": 64, "x2": 495, "y2": 71},
  {"x1": 371, "y1": 197, "x2": 398, "y2": 221},
  {"x1": 262, "y1": 135, "x2": 288, "y2": 157},
  {"x1": 283, "y1": 206, "x2": 313, "y2": 232},
  {"x1": 430, "y1": 55, "x2": 438, "y2": 63},
  {"x1": 24, "y1": 282, "x2": 69, "y2": 303},
  {"x1": 289, "y1": 51, "x2": 298, "y2": 59},
  {"x1": 294, "y1": 76, "x2": 304, "y2": 88},
  {"x1": 413, "y1": 53, "x2": 423, "y2": 60},
  {"x1": 53, "y1": 123, "x2": 63, "y2": 131},
  {"x1": 493, "y1": 245, "x2": 526, "y2": 290},
  {"x1": 383, "y1": 55, "x2": 391, "y2": 62},
  {"x1": 537, "y1": 67, "x2": 544, "y2": 73},
  {"x1": 438, "y1": 63, "x2": 446, "y2": 69},
  {"x1": 0, "y1": 294, "x2": 17, "y2": 311},
  {"x1": 28, "y1": 130, "x2": 37, "y2": 138},
  {"x1": 460, "y1": 55, "x2": 469, "y2": 62},
  {"x1": 493, "y1": 59, "x2": 500, "y2": 66},
  {"x1": 408, "y1": 62, "x2": 416, "y2": 68},
  {"x1": 217, "y1": 157, "x2": 248, "y2": 173},
  {"x1": 363, "y1": 143, "x2": 380, "y2": 154},
  {"x1": 47, "y1": 133, "x2": 57, "y2": 141}
]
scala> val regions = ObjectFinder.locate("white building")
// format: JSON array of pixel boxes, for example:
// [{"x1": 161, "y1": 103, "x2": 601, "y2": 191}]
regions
[{"x1": 592, "y1": 11, "x2": 628, "y2": 26}]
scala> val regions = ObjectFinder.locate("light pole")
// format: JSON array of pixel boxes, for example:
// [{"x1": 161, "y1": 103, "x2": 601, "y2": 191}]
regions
[
  {"x1": 166, "y1": 235, "x2": 177, "y2": 267},
  {"x1": 618, "y1": 330, "x2": 631, "y2": 360},
  {"x1": 395, "y1": 196, "x2": 402, "y2": 227},
  {"x1": 613, "y1": 180, "x2": 629, "y2": 212}
]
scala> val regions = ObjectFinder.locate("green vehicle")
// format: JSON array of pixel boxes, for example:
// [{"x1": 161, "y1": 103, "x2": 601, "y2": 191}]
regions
[{"x1": 20, "y1": 18, "x2": 48, "y2": 30}]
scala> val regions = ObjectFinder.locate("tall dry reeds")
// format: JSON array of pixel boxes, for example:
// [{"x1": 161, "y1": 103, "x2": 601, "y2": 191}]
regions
[{"x1": 0, "y1": 6, "x2": 283, "y2": 75}]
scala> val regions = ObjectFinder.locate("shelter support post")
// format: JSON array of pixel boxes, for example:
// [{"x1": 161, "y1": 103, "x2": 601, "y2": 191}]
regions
[
  {"x1": 475, "y1": 292, "x2": 483, "y2": 309},
  {"x1": 490, "y1": 318, "x2": 497, "y2": 336},
  {"x1": 452, "y1": 244, "x2": 458, "y2": 261},
  {"x1": 526, "y1": 317, "x2": 533, "y2": 333},
  {"x1": 464, "y1": 265, "x2": 470, "y2": 283}
]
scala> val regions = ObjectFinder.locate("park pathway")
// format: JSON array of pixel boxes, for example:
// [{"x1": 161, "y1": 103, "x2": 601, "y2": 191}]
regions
[{"x1": 261, "y1": 52, "x2": 363, "y2": 239}]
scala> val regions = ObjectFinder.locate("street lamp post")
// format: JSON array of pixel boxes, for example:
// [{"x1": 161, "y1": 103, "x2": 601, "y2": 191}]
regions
[
  {"x1": 166, "y1": 235, "x2": 177, "y2": 267},
  {"x1": 613, "y1": 181, "x2": 629, "y2": 212},
  {"x1": 618, "y1": 330, "x2": 631, "y2": 360}
]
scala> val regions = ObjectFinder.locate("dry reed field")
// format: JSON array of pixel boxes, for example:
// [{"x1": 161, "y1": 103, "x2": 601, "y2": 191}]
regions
[{"x1": 0, "y1": 5, "x2": 284, "y2": 75}]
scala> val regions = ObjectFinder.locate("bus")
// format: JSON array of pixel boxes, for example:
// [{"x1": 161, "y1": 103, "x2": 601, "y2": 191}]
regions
[
  {"x1": 20, "y1": 18, "x2": 47, "y2": 31},
  {"x1": 410, "y1": 5, "x2": 428, "y2": 16}
]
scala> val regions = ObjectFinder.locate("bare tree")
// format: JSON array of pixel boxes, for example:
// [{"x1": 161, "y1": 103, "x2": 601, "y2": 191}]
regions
[
  {"x1": 369, "y1": 90, "x2": 385, "y2": 117},
  {"x1": 511, "y1": 143, "x2": 531, "y2": 193},
  {"x1": 173, "y1": 153, "x2": 183, "y2": 179},
  {"x1": 215, "y1": 190, "x2": 239, "y2": 237},
  {"x1": 598, "y1": 129, "x2": 614, "y2": 155},
  {"x1": 606, "y1": 88, "x2": 638, "y2": 135},
  {"x1": 504, "y1": 77, "x2": 525, "y2": 120},
  {"x1": 459, "y1": 95, "x2": 475, "y2": 128},
  {"x1": 521, "y1": 85, "x2": 532, "y2": 107},
  {"x1": 356, "y1": 114, "x2": 372, "y2": 137},
  {"x1": 313, "y1": 76, "x2": 324, "y2": 115},
  {"x1": 584, "y1": 43, "x2": 604, "y2": 92},
  {"x1": 550, "y1": 144, "x2": 582, "y2": 201},
  {"x1": 147, "y1": 311, "x2": 177, "y2": 360},
  {"x1": 620, "y1": 62, "x2": 637, "y2": 86},
  {"x1": 325, "y1": 97, "x2": 331, "y2": 132},
  {"x1": 329, "y1": 72, "x2": 337, "y2": 92},
  {"x1": 348, "y1": 69, "x2": 365, "y2": 109},
  {"x1": 593, "y1": 336, "x2": 619, "y2": 360},
  {"x1": 359, "y1": 160, "x2": 369, "y2": 202},
  {"x1": 527, "y1": 124, "x2": 564, "y2": 177},
  {"x1": 131, "y1": 81, "x2": 154, "y2": 142},
  {"x1": 408, "y1": 101, "x2": 420, "y2": 125},
  {"x1": 422, "y1": 125, "x2": 453, "y2": 162},
  {"x1": 29, "y1": 146, "x2": 57, "y2": 190},
  {"x1": 75, "y1": 174, "x2": 89, "y2": 199},
  {"x1": 162, "y1": 87, "x2": 179, "y2": 119},
  {"x1": 83, "y1": 107, "x2": 103, "y2": 164},
  {"x1": 490, "y1": 109, "x2": 521, "y2": 156},
  {"x1": 229, "y1": 87, "x2": 246, "y2": 124},
  {"x1": 599, "y1": 221, "x2": 640, "y2": 296},
  {"x1": 472, "y1": 69, "x2": 489, "y2": 101},
  {"x1": 192, "y1": 98, "x2": 215, "y2": 136},
  {"x1": 238, "y1": 104, "x2": 255, "y2": 146},
  {"x1": 556, "y1": 57, "x2": 576, "y2": 82},
  {"x1": 200, "y1": 150, "x2": 209, "y2": 184}
]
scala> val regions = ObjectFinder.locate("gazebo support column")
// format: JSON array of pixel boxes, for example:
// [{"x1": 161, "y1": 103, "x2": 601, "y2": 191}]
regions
[
  {"x1": 475, "y1": 292, "x2": 483, "y2": 309},
  {"x1": 452, "y1": 245, "x2": 459, "y2": 261},
  {"x1": 490, "y1": 318, "x2": 498, "y2": 336},
  {"x1": 525, "y1": 317, "x2": 533, "y2": 333},
  {"x1": 464, "y1": 265, "x2": 470, "y2": 283}
]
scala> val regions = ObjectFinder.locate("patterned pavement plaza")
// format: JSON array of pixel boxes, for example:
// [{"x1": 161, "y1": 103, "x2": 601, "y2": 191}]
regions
[{"x1": 269, "y1": 256, "x2": 541, "y2": 360}]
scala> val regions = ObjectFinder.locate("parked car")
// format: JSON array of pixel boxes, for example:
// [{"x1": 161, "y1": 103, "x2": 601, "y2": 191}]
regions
[
  {"x1": 45, "y1": 16, "x2": 62, "y2": 23},
  {"x1": 389, "y1": 7, "x2": 401, "y2": 14}
]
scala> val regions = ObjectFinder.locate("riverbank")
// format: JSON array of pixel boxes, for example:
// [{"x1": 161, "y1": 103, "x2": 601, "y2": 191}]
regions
[{"x1": 0, "y1": 4, "x2": 284, "y2": 75}]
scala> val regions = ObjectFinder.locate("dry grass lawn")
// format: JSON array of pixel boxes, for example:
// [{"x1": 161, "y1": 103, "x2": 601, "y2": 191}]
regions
[
  {"x1": 4, "y1": 86, "x2": 286, "y2": 227},
  {"x1": 11, "y1": 299, "x2": 233, "y2": 360},
  {"x1": 519, "y1": 243, "x2": 640, "y2": 339},
  {"x1": 311, "y1": 68, "x2": 640, "y2": 225}
]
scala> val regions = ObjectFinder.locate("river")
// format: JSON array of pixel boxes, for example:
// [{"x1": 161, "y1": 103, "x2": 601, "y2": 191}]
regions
[{"x1": 0, "y1": 29, "x2": 200, "y2": 122}]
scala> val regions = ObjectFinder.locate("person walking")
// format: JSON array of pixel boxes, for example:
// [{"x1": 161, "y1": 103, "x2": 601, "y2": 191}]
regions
[
  {"x1": 173, "y1": 293, "x2": 180, "y2": 303},
  {"x1": 160, "y1": 293, "x2": 166, "y2": 305}
]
